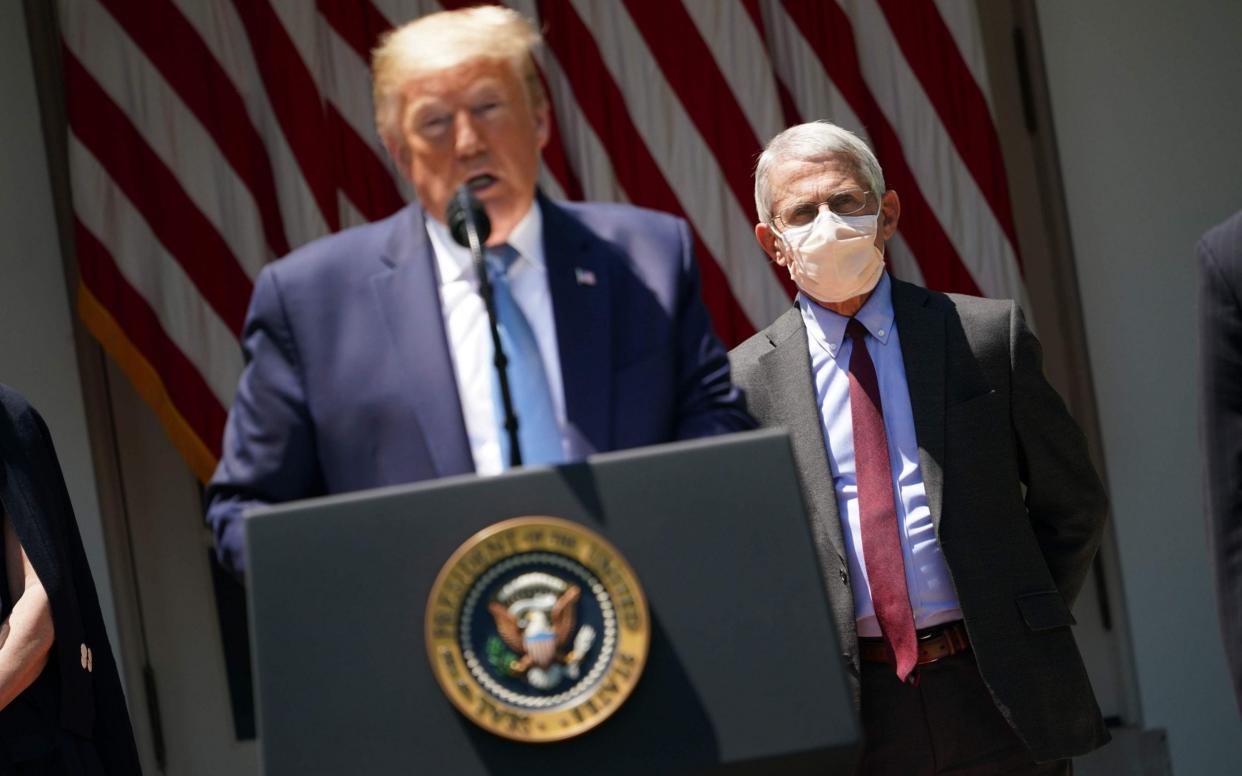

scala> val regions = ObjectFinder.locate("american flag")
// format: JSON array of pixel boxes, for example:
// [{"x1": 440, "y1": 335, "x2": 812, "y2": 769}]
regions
[{"x1": 60, "y1": 0, "x2": 1027, "y2": 483}]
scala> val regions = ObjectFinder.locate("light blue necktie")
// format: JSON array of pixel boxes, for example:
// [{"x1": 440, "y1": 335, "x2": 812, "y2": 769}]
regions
[{"x1": 486, "y1": 245, "x2": 563, "y2": 468}]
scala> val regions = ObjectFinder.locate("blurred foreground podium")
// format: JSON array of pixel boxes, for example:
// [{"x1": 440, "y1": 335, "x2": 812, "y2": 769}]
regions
[{"x1": 245, "y1": 429, "x2": 858, "y2": 774}]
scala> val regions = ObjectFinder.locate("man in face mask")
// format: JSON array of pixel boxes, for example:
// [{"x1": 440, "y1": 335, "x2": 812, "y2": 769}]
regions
[{"x1": 730, "y1": 122, "x2": 1110, "y2": 773}]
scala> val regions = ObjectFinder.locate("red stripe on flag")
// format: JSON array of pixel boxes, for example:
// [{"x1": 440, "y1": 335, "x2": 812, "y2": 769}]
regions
[
  {"x1": 537, "y1": 0, "x2": 756, "y2": 345},
  {"x1": 621, "y1": 1, "x2": 762, "y2": 215},
  {"x1": 65, "y1": 50, "x2": 254, "y2": 334},
  {"x1": 75, "y1": 219, "x2": 227, "y2": 456},
  {"x1": 534, "y1": 66, "x2": 585, "y2": 201},
  {"x1": 781, "y1": 0, "x2": 982, "y2": 296},
  {"x1": 316, "y1": 0, "x2": 392, "y2": 60},
  {"x1": 96, "y1": 0, "x2": 290, "y2": 257},
  {"x1": 875, "y1": 0, "x2": 1022, "y2": 271},
  {"x1": 774, "y1": 78, "x2": 805, "y2": 131},
  {"x1": 739, "y1": 0, "x2": 805, "y2": 128},
  {"x1": 623, "y1": 0, "x2": 795, "y2": 300},
  {"x1": 740, "y1": 0, "x2": 765, "y2": 35},
  {"x1": 229, "y1": 0, "x2": 340, "y2": 232},
  {"x1": 317, "y1": 1, "x2": 416, "y2": 219},
  {"x1": 326, "y1": 105, "x2": 405, "y2": 221}
]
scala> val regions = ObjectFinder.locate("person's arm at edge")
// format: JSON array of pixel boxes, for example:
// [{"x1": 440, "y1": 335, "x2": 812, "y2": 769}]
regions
[
  {"x1": 205, "y1": 265, "x2": 325, "y2": 580},
  {"x1": 1199, "y1": 232, "x2": 1242, "y2": 707},
  {"x1": 0, "y1": 512, "x2": 54, "y2": 711}
]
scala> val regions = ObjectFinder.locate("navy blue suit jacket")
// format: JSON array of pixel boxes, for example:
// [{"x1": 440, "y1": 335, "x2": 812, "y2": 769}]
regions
[{"x1": 206, "y1": 195, "x2": 753, "y2": 573}]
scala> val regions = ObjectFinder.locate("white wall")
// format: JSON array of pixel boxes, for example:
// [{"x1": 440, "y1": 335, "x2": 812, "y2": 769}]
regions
[
  {"x1": 1037, "y1": 1, "x2": 1242, "y2": 772},
  {"x1": 0, "y1": 3, "x2": 123, "y2": 678}
]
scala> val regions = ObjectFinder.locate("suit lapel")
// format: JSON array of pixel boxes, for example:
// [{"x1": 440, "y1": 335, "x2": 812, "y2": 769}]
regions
[
  {"x1": 370, "y1": 204, "x2": 474, "y2": 477},
  {"x1": 891, "y1": 278, "x2": 946, "y2": 531},
  {"x1": 541, "y1": 195, "x2": 612, "y2": 457}
]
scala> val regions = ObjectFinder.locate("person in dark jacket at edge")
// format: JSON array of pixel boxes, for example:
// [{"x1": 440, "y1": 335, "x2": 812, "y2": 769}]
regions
[{"x1": 0, "y1": 384, "x2": 140, "y2": 774}]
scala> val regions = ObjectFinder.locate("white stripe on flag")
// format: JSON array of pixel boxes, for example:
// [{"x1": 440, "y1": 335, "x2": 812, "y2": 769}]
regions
[
  {"x1": 514, "y1": 0, "x2": 629, "y2": 205},
  {"x1": 373, "y1": 0, "x2": 440, "y2": 27},
  {"x1": 845, "y1": 0, "x2": 1028, "y2": 309},
  {"x1": 171, "y1": 0, "x2": 330, "y2": 248},
  {"x1": 65, "y1": 0, "x2": 271, "y2": 279},
  {"x1": 682, "y1": 0, "x2": 787, "y2": 151},
  {"x1": 932, "y1": 0, "x2": 994, "y2": 114},
  {"x1": 321, "y1": 23, "x2": 416, "y2": 205},
  {"x1": 70, "y1": 137, "x2": 244, "y2": 407},
  {"x1": 761, "y1": 2, "x2": 871, "y2": 143},
  {"x1": 267, "y1": 1, "x2": 323, "y2": 87},
  {"x1": 887, "y1": 232, "x2": 926, "y2": 288},
  {"x1": 337, "y1": 191, "x2": 370, "y2": 231},
  {"x1": 572, "y1": 0, "x2": 791, "y2": 327}
]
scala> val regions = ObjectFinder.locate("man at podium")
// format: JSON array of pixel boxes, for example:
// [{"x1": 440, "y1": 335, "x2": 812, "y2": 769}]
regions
[{"x1": 205, "y1": 6, "x2": 751, "y2": 577}]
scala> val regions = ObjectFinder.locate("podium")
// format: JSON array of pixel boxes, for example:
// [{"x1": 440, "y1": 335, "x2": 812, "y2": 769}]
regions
[{"x1": 246, "y1": 429, "x2": 859, "y2": 774}]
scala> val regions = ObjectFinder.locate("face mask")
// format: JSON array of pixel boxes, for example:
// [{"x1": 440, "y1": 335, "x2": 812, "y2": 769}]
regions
[{"x1": 776, "y1": 210, "x2": 885, "y2": 303}]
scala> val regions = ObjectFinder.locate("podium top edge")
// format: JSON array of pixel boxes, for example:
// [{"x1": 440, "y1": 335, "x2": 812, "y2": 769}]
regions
[{"x1": 242, "y1": 428, "x2": 791, "y2": 523}]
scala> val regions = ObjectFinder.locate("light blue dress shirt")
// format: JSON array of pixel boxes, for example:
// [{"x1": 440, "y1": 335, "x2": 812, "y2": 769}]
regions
[{"x1": 800, "y1": 272, "x2": 962, "y2": 637}]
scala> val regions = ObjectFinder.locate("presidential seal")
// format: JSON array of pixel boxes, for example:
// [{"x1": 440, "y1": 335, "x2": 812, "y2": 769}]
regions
[{"x1": 426, "y1": 517, "x2": 650, "y2": 742}]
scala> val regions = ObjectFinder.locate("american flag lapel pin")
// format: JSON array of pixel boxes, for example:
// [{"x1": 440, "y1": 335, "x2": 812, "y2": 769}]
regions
[{"x1": 574, "y1": 267, "x2": 597, "y2": 287}]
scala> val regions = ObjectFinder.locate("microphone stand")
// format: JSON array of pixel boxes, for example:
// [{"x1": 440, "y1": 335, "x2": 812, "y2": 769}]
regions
[{"x1": 453, "y1": 189, "x2": 522, "y2": 467}]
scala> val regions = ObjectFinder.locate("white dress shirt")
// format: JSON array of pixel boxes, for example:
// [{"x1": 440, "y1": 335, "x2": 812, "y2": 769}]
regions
[
  {"x1": 425, "y1": 204, "x2": 568, "y2": 475},
  {"x1": 800, "y1": 272, "x2": 962, "y2": 636}
]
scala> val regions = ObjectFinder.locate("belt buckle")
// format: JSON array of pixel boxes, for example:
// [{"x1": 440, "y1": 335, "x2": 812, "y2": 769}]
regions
[
  {"x1": 914, "y1": 623, "x2": 967, "y2": 666},
  {"x1": 916, "y1": 639, "x2": 945, "y2": 666}
]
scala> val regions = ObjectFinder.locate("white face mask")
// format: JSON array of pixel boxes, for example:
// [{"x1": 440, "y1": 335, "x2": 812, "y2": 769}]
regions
[{"x1": 776, "y1": 209, "x2": 885, "y2": 303}]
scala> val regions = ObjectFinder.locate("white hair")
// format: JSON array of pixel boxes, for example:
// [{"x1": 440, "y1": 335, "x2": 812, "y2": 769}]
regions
[
  {"x1": 371, "y1": 6, "x2": 545, "y2": 158},
  {"x1": 753, "y1": 121, "x2": 886, "y2": 225}
]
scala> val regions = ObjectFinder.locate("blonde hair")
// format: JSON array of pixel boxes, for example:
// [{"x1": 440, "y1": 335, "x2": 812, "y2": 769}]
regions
[{"x1": 371, "y1": 5, "x2": 545, "y2": 155}]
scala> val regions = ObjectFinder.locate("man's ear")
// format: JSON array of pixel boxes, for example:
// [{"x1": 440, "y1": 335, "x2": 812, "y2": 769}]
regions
[
  {"x1": 755, "y1": 222, "x2": 788, "y2": 267},
  {"x1": 384, "y1": 128, "x2": 412, "y2": 182},
  {"x1": 533, "y1": 99, "x2": 551, "y2": 151},
  {"x1": 879, "y1": 189, "x2": 901, "y2": 240}
]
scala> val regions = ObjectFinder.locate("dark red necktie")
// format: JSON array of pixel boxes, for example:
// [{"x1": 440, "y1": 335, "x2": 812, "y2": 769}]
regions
[{"x1": 846, "y1": 318, "x2": 918, "y2": 682}]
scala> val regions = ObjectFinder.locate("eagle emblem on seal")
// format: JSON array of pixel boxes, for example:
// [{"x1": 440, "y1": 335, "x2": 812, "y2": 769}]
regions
[{"x1": 486, "y1": 572, "x2": 596, "y2": 690}]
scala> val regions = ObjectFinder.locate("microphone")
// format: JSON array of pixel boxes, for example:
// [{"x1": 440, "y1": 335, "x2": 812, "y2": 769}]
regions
[
  {"x1": 446, "y1": 187, "x2": 492, "y2": 249},
  {"x1": 444, "y1": 186, "x2": 522, "y2": 467}
]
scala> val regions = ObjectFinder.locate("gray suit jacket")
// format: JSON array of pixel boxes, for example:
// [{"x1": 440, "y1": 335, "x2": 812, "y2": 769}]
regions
[
  {"x1": 729, "y1": 277, "x2": 1109, "y2": 761},
  {"x1": 1199, "y1": 209, "x2": 1242, "y2": 715}
]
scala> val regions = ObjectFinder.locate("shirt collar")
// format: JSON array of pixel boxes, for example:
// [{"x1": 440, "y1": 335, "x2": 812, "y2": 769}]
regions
[
  {"x1": 799, "y1": 271, "x2": 895, "y2": 358},
  {"x1": 425, "y1": 199, "x2": 545, "y2": 285}
]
